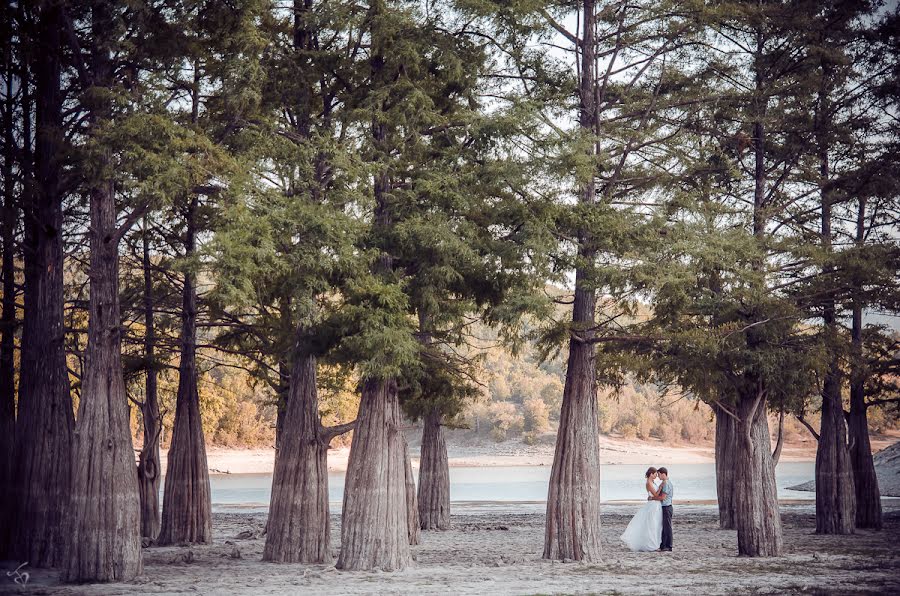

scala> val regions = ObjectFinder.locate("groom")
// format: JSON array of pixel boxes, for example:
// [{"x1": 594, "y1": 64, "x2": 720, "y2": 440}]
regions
[{"x1": 652, "y1": 467, "x2": 673, "y2": 551}]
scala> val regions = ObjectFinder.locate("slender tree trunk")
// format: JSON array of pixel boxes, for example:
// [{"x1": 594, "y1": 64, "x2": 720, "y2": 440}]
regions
[
  {"x1": 336, "y1": 377, "x2": 410, "y2": 570},
  {"x1": 13, "y1": 1, "x2": 74, "y2": 567},
  {"x1": 544, "y1": 0, "x2": 601, "y2": 563},
  {"x1": 0, "y1": 9, "x2": 20, "y2": 556},
  {"x1": 848, "y1": 197, "x2": 880, "y2": 530},
  {"x1": 66, "y1": 6, "x2": 143, "y2": 579},
  {"x1": 417, "y1": 408, "x2": 450, "y2": 530},
  {"x1": 814, "y1": 85, "x2": 855, "y2": 535},
  {"x1": 733, "y1": 389, "x2": 783, "y2": 557},
  {"x1": 137, "y1": 220, "x2": 161, "y2": 541},
  {"x1": 264, "y1": 352, "x2": 333, "y2": 562},
  {"x1": 404, "y1": 436, "x2": 420, "y2": 545},
  {"x1": 714, "y1": 403, "x2": 738, "y2": 530},
  {"x1": 158, "y1": 194, "x2": 212, "y2": 545}
]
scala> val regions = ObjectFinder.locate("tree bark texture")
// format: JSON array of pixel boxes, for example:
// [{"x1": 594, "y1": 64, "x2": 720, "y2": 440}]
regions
[
  {"x1": 66, "y1": 174, "x2": 143, "y2": 581},
  {"x1": 0, "y1": 13, "x2": 19, "y2": 556},
  {"x1": 417, "y1": 408, "x2": 450, "y2": 530},
  {"x1": 158, "y1": 195, "x2": 212, "y2": 545},
  {"x1": 815, "y1": 363, "x2": 856, "y2": 535},
  {"x1": 336, "y1": 378, "x2": 411, "y2": 571},
  {"x1": 848, "y1": 379, "x2": 880, "y2": 529},
  {"x1": 137, "y1": 222, "x2": 161, "y2": 541},
  {"x1": 13, "y1": 1, "x2": 74, "y2": 567},
  {"x1": 543, "y1": 0, "x2": 602, "y2": 563},
  {"x1": 733, "y1": 390, "x2": 783, "y2": 557},
  {"x1": 263, "y1": 353, "x2": 332, "y2": 563},
  {"x1": 404, "y1": 436, "x2": 420, "y2": 545},
  {"x1": 714, "y1": 403, "x2": 738, "y2": 530}
]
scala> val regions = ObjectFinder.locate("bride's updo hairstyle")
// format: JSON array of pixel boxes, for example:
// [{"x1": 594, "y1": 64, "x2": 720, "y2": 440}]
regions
[{"x1": 645, "y1": 467, "x2": 657, "y2": 478}]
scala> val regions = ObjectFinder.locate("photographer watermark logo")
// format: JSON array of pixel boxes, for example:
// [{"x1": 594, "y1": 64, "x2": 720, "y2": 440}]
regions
[{"x1": 6, "y1": 562, "x2": 29, "y2": 587}]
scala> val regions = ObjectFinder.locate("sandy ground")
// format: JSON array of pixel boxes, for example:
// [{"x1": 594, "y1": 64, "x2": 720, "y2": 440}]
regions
[
  {"x1": 6, "y1": 503, "x2": 898, "y2": 595},
  {"x1": 170, "y1": 431, "x2": 900, "y2": 476}
]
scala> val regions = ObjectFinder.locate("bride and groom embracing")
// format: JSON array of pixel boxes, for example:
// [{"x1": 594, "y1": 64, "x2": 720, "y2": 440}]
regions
[{"x1": 620, "y1": 466, "x2": 674, "y2": 552}]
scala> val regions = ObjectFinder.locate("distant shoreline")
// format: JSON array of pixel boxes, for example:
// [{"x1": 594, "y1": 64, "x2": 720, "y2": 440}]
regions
[{"x1": 157, "y1": 432, "x2": 898, "y2": 477}]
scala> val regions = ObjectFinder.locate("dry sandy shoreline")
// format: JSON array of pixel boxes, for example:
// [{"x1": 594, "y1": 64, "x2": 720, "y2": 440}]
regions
[
  {"x1": 7, "y1": 503, "x2": 898, "y2": 595},
  {"x1": 172, "y1": 431, "x2": 881, "y2": 476}
]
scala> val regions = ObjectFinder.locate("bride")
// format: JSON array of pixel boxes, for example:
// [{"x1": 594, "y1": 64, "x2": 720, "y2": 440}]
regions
[{"x1": 620, "y1": 467, "x2": 663, "y2": 552}]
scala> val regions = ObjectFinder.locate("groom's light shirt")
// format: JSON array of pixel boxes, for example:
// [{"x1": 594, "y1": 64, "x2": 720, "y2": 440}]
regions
[{"x1": 661, "y1": 480, "x2": 673, "y2": 506}]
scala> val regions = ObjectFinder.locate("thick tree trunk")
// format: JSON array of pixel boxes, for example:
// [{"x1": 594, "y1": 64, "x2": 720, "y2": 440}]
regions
[
  {"x1": 66, "y1": 176, "x2": 143, "y2": 582},
  {"x1": 336, "y1": 378, "x2": 411, "y2": 571},
  {"x1": 65, "y1": 6, "x2": 143, "y2": 581},
  {"x1": 0, "y1": 15, "x2": 19, "y2": 556},
  {"x1": 543, "y1": 302, "x2": 602, "y2": 562},
  {"x1": 158, "y1": 195, "x2": 212, "y2": 545},
  {"x1": 733, "y1": 390, "x2": 783, "y2": 557},
  {"x1": 543, "y1": 0, "x2": 602, "y2": 563},
  {"x1": 848, "y1": 197, "x2": 880, "y2": 530},
  {"x1": 137, "y1": 221, "x2": 161, "y2": 541},
  {"x1": 263, "y1": 352, "x2": 332, "y2": 563},
  {"x1": 815, "y1": 363, "x2": 855, "y2": 534},
  {"x1": 12, "y1": 1, "x2": 74, "y2": 567},
  {"x1": 66, "y1": 9, "x2": 145, "y2": 573},
  {"x1": 335, "y1": 2, "x2": 410, "y2": 570},
  {"x1": 417, "y1": 408, "x2": 450, "y2": 530},
  {"x1": 714, "y1": 403, "x2": 738, "y2": 530},
  {"x1": 404, "y1": 436, "x2": 420, "y2": 545},
  {"x1": 848, "y1": 382, "x2": 880, "y2": 529}
]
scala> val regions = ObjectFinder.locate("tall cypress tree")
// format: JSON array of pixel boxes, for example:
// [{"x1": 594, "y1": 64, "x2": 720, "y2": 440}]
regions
[
  {"x1": 212, "y1": 0, "x2": 366, "y2": 564},
  {"x1": 12, "y1": 0, "x2": 75, "y2": 568}
]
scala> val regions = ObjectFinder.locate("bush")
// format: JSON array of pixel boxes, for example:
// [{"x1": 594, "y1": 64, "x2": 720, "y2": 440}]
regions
[
  {"x1": 488, "y1": 401, "x2": 524, "y2": 442},
  {"x1": 523, "y1": 397, "x2": 551, "y2": 433}
]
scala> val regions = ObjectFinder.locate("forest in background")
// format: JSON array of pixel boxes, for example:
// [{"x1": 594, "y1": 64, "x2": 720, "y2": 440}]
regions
[{"x1": 116, "y1": 313, "x2": 899, "y2": 450}]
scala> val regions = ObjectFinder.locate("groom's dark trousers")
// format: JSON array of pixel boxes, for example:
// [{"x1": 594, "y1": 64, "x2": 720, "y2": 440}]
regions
[{"x1": 661, "y1": 505, "x2": 673, "y2": 550}]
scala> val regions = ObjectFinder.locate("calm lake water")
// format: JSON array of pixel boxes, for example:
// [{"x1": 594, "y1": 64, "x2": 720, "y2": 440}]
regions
[{"x1": 182, "y1": 462, "x2": 818, "y2": 513}]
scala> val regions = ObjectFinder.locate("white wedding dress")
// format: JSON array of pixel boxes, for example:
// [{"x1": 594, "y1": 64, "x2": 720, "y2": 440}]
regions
[{"x1": 620, "y1": 479, "x2": 663, "y2": 552}]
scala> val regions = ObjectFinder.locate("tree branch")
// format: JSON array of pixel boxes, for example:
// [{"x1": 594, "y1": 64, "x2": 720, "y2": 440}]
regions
[
  {"x1": 865, "y1": 397, "x2": 900, "y2": 410},
  {"x1": 538, "y1": 9, "x2": 580, "y2": 46},
  {"x1": 319, "y1": 420, "x2": 356, "y2": 445},
  {"x1": 771, "y1": 410, "x2": 784, "y2": 466},
  {"x1": 796, "y1": 414, "x2": 820, "y2": 442}
]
